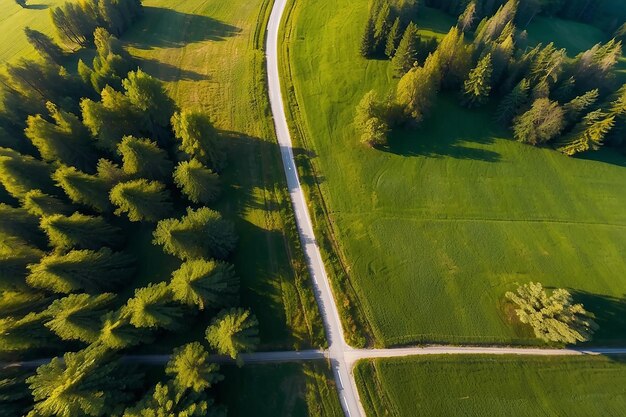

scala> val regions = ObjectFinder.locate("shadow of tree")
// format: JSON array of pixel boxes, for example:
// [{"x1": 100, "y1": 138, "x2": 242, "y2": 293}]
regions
[
  {"x1": 134, "y1": 56, "x2": 207, "y2": 81},
  {"x1": 570, "y1": 290, "x2": 626, "y2": 346},
  {"x1": 25, "y1": 4, "x2": 48, "y2": 10},
  {"x1": 127, "y1": 7, "x2": 241, "y2": 50},
  {"x1": 575, "y1": 147, "x2": 626, "y2": 168}
]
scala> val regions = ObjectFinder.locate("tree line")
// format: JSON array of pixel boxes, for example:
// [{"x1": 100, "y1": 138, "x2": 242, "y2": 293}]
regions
[
  {"x1": 356, "y1": 0, "x2": 626, "y2": 157},
  {"x1": 0, "y1": 18, "x2": 257, "y2": 417}
]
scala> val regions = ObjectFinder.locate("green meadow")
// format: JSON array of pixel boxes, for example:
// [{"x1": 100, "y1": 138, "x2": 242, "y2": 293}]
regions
[
  {"x1": 355, "y1": 355, "x2": 626, "y2": 417},
  {"x1": 282, "y1": 1, "x2": 626, "y2": 346}
]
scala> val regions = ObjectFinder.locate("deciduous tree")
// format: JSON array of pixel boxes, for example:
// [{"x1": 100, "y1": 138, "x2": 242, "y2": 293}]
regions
[{"x1": 513, "y1": 98, "x2": 564, "y2": 145}]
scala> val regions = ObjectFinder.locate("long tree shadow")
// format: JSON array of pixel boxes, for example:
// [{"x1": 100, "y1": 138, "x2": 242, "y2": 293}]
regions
[
  {"x1": 134, "y1": 56, "x2": 207, "y2": 81},
  {"x1": 575, "y1": 147, "x2": 626, "y2": 168},
  {"x1": 127, "y1": 7, "x2": 241, "y2": 50},
  {"x1": 570, "y1": 290, "x2": 626, "y2": 346}
]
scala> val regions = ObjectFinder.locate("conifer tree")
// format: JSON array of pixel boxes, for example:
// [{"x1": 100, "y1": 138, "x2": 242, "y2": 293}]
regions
[
  {"x1": 153, "y1": 207, "x2": 237, "y2": 260},
  {"x1": 123, "y1": 381, "x2": 218, "y2": 417},
  {"x1": 118, "y1": 136, "x2": 173, "y2": 181},
  {"x1": 171, "y1": 111, "x2": 226, "y2": 172},
  {"x1": 99, "y1": 310, "x2": 149, "y2": 349},
  {"x1": 165, "y1": 342, "x2": 223, "y2": 392},
  {"x1": 110, "y1": 179, "x2": 173, "y2": 222},
  {"x1": 122, "y1": 282, "x2": 183, "y2": 330},
  {"x1": 0, "y1": 313, "x2": 50, "y2": 353},
  {"x1": 360, "y1": 18, "x2": 376, "y2": 58},
  {"x1": 513, "y1": 98, "x2": 565, "y2": 145},
  {"x1": 52, "y1": 165, "x2": 111, "y2": 212},
  {"x1": 27, "y1": 248, "x2": 135, "y2": 294},
  {"x1": 385, "y1": 17, "x2": 402, "y2": 58},
  {"x1": 22, "y1": 189, "x2": 73, "y2": 217},
  {"x1": 496, "y1": 78, "x2": 530, "y2": 125},
  {"x1": 0, "y1": 237, "x2": 43, "y2": 290},
  {"x1": 396, "y1": 52, "x2": 442, "y2": 123},
  {"x1": 40, "y1": 212, "x2": 124, "y2": 250},
  {"x1": 392, "y1": 22, "x2": 420, "y2": 75},
  {"x1": 462, "y1": 53, "x2": 493, "y2": 108},
  {"x1": 0, "y1": 204, "x2": 45, "y2": 247},
  {"x1": 43, "y1": 293, "x2": 116, "y2": 343},
  {"x1": 25, "y1": 102, "x2": 97, "y2": 172},
  {"x1": 170, "y1": 259, "x2": 239, "y2": 310},
  {"x1": 372, "y1": 2, "x2": 392, "y2": 55},
  {"x1": 457, "y1": 0, "x2": 477, "y2": 32},
  {"x1": 557, "y1": 110, "x2": 615, "y2": 156},
  {"x1": 24, "y1": 27, "x2": 64, "y2": 64},
  {"x1": 436, "y1": 26, "x2": 472, "y2": 87},
  {"x1": 563, "y1": 89, "x2": 599, "y2": 125},
  {"x1": 0, "y1": 150, "x2": 54, "y2": 200},
  {"x1": 0, "y1": 368, "x2": 31, "y2": 416},
  {"x1": 0, "y1": 290, "x2": 48, "y2": 318},
  {"x1": 96, "y1": 158, "x2": 129, "y2": 186},
  {"x1": 173, "y1": 159, "x2": 221, "y2": 204},
  {"x1": 205, "y1": 308, "x2": 259, "y2": 364}
]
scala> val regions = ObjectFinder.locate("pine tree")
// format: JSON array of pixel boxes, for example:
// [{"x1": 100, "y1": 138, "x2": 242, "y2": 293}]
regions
[
  {"x1": 0, "y1": 368, "x2": 31, "y2": 416},
  {"x1": 52, "y1": 165, "x2": 111, "y2": 212},
  {"x1": 43, "y1": 293, "x2": 116, "y2": 343},
  {"x1": 0, "y1": 313, "x2": 50, "y2": 353},
  {"x1": 457, "y1": 0, "x2": 477, "y2": 32},
  {"x1": 513, "y1": 98, "x2": 565, "y2": 145},
  {"x1": 24, "y1": 27, "x2": 64, "y2": 64},
  {"x1": 360, "y1": 18, "x2": 376, "y2": 58},
  {"x1": 171, "y1": 111, "x2": 226, "y2": 172},
  {"x1": 27, "y1": 248, "x2": 135, "y2": 294},
  {"x1": 436, "y1": 26, "x2": 472, "y2": 87},
  {"x1": 165, "y1": 342, "x2": 223, "y2": 392},
  {"x1": 99, "y1": 310, "x2": 149, "y2": 349},
  {"x1": 117, "y1": 136, "x2": 173, "y2": 181},
  {"x1": 122, "y1": 282, "x2": 183, "y2": 330},
  {"x1": 0, "y1": 150, "x2": 54, "y2": 200},
  {"x1": 153, "y1": 207, "x2": 237, "y2": 260},
  {"x1": 40, "y1": 212, "x2": 124, "y2": 250},
  {"x1": 0, "y1": 290, "x2": 48, "y2": 318},
  {"x1": 0, "y1": 203, "x2": 46, "y2": 247},
  {"x1": 557, "y1": 110, "x2": 615, "y2": 156},
  {"x1": 391, "y1": 22, "x2": 420, "y2": 75},
  {"x1": 385, "y1": 17, "x2": 402, "y2": 58},
  {"x1": 496, "y1": 78, "x2": 530, "y2": 125},
  {"x1": 25, "y1": 102, "x2": 97, "y2": 172},
  {"x1": 170, "y1": 259, "x2": 239, "y2": 310},
  {"x1": 462, "y1": 53, "x2": 493, "y2": 108},
  {"x1": 110, "y1": 179, "x2": 173, "y2": 222},
  {"x1": 123, "y1": 380, "x2": 218, "y2": 417},
  {"x1": 205, "y1": 308, "x2": 259, "y2": 364},
  {"x1": 372, "y1": 2, "x2": 392, "y2": 55},
  {"x1": 0, "y1": 237, "x2": 43, "y2": 290},
  {"x1": 22, "y1": 189, "x2": 73, "y2": 217},
  {"x1": 563, "y1": 89, "x2": 599, "y2": 125},
  {"x1": 173, "y1": 159, "x2": 221, "y2": 204}
]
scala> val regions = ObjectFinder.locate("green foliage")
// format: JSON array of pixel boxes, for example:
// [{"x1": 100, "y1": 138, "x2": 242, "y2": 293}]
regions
[
  {"x1": 513, "y1": 98, "x2": 564, "y2": 145},
  {"x1": 40, "y1": 212, "x2": 123, "y2": 250},
  {"x1": 0, "y1": 236, "x2": 42, "y2": 290},
  {"x1": 360, "y1": 17, "x2": 376, "y2": 58},
  {"x1": 0, "y1": 368, "x2": 31, "y2": 416},
  {"x1": 506, "y1": 282, "x2": 598, "y2": 343},
  {"x1": 457, "y1": 0, "x2": 477, "y2": 32},
  {"x1": 384, "y1": 17, "x2": 401, "y2": 58},
  {"x1": 27, "y1": 248, "x2": 135, "y2": 294},
  {"x1": 462, "y1": 53, "x2": 493, "y2": 108},
  {"x1": 122, "y1": 381, "x2": 221, "y2": 417},
  {"x1": 99, "y1": 310, "x2": 148, "y2": 349},
  {"x1": 43, "y1": 293, "x2": 116, "y2": 343},
  {"x1": 496, "y1": 78, "x2": 530, "y2": 124},
  {"x1": 79, "y1": 28, "x2": 134, "y2": 93},
  {"x1": 354, "y1": 90, "x2": 390, "y2": 147},
  {"x1": 557, "y1": 110, "x2": 615, "y2": 156},
  {"x1": 173, "y1": 159, "x2": 221, "y2": 204},
  {"x1": 25, "y1": 102, "x2": 97, "y2": 171},
  {"x1": 0, "y1": 312, "x2": 50, "y2": 352},
  {"x1": 170, "y1": 259, "x2": 239, "y2": 310},
  {"x1": 396, "y1": 52, "x2": 442, "y2": 123},
  {"x1": 22, "y1": 189, "x2": 73, "y2": 217},
  {"x1": 118, "y1": 136, "x2": 173, "y2": 181},
  {"x1": 27, "y1": 345, "x2": 139, "y2": 417},
  {"x1": 0, "y1": 149, "x2": 54, "y2": 200},
  {"x1": 0, "y1": 289, "x2": 48, "y2": 317},
  {"x1": 171, "y1": 111, "x2": 226, "y2": 172},
  {"x1": 165, "y1": 342, "x2": 223, "y2": 392},
  {"x1": 391, "y1": 22, "x2": 419, "y2": 75},
  {"x1": 153, "y1": 207, "x2": 237, "y2": 260},
  {"x1": 122, "y1": 282, "x2": 183, "y2": 330},
  {"x1": 123, "y1": 69, "x2": 176, "y2": 137},
  {"x1": 52, "y1": 165, "x2": 111, "y2": 212},
  {"x1": 24, "y1": 27, "x2": 64, "y2": 64},
  {"x1": 563, "y1": 89, "x2": 599, "y2": 124},
  {"x1": 571, "y1": 39, "x2": 623, "y2": 93},
  {"x1": 0, "y1": 203, "x2": 45, "y2": 247},
  {"x1": 205, "y1": 308, "x2": 259, "y2": 363},
  {"x1": 110, "y1": 179, "x2": 173, "y2": 222}
]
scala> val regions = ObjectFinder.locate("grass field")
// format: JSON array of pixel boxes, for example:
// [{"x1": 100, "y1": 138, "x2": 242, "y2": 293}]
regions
[
  {"x1": 355, "y1": 355, "x2": 626, "y2": 417},
  {"x1": 218, "y1": 362, "x2": 343, "y2": 417},
  {"x1": 0, "y1": 0, "x2": 325, "y2": 351},
  {"x1": 282, "y1": 2, "x2": 626, "y2": 346}
]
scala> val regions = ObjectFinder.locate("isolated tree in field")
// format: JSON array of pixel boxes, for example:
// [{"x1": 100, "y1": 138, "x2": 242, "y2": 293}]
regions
[
  {"x1": 43, "y1": 293, "x2": 115, "y2": 343},
  {"x1": 496, "y1": 78, "x2": 530, "y2": 124},
  {"x1": 27, "y1": 345, "x2": 137, "y2": 417},
  {"x1": 165, "y1": 342, "x2": 223, "y2": 392},
  {"x1": 457, "y1": 1, "x2": 477, "y2": 32},
  {"x1": 170, "y1": 259, "x2": 239, "y2": 310},
  {"x1": 27, "y1": 248, "x2": 135, "y2": 294},
  {"x1": 0, "y1": 237, "x2": 43, "y2": 290},
  {"x1": 557, "y1": 110, "x2": 615, "y2": 156},
  {"x1": 513, "y1": 98, "x2": 565, "y2": 145},
  {"x1": 153, "y1": 207, "x2": 237, "y2": 260},
  {"x1": 0, "y1": 313, "x2": 49, "y2": 352},
  {"x1": 22, "y1": 189, "x2": 72, "y2": 218},
  {"x1": 462, "y1": 53, "x2": 493, "y2": 108},
  {"x1": 25, "y1": 102, "x2": 97, "y2": 171},
  {"x1": 0, "y1": 151, "x2": 54, "y2": 199},
  {"x1": 506, "y1": 282, "x2": 598, "y2": 343},
  {"x1": 392, "y1": 22, "x2": 419, "y2": 75},
  {"x1": 354, "y1": 90, "x2": 390, "y2": 147},
  {"x1": 397, "y1": 52, "x2": 442, "y2": 123},
  {"x1": 118, "y1": 136, "x2": 173, "y2": 181},
  {"x1": 563, "y1": 89, "x2": 599, "y2": 125},
  {"x1": 123, "y1": 69, "x2": 176, "y2": 137},
  {"x1": 122, "y1": 282, "x2": 183, "y2": 330},
  {"x1": 205, "y1": 308, "x2": 259, "y2": 363},
  {"x1": 99, "y1": 310, "x2": 149, "y2": 349},
  {"x1": 53, "y1": 165, "x2": 111, "y2": 212},
  {"x1": 360, "y1": 18, "x2": 376, "y2": 58},
  {"x1": 173, "y1": 159, "x2": 221, "y2": 204},
  {"x1": 40, "y1": 212, "x2": 124, "y2": 250},
  {"x1": 24, "y1": 27, "x2": 64, "y2": 64},
  {"x1": 172, "y1": 111, "x2": 226, "y2": 172},
  {"x1": 110, "y1": 179, "x2": 173, "y2": 222},
  {"x1": 0, "y1": 204, "x2": 45, "y2": 247},
  {"x1": 385, "y1": 17, "x2": 402, "y2": 58}
]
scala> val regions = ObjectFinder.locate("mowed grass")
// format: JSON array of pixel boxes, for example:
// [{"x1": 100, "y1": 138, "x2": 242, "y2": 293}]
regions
[
  {"x1": 283, "y1": 2, "x2": 626, "y2": 346},
  {"x1": 217, "y1": 362, "x2": 343, "y2": 417},
  {"x1": 355, "y1": 355, "x2": 626, "y2": 417}
]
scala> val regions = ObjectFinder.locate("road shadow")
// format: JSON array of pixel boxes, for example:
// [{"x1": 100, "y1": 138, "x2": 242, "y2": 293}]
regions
[
  {"x1": 570, "y1": 290, "x2": 626, "y2": 346},
  {"x1": 127, "y1": 7, "x2": 241, "y2": 50},
  {"x1": 134, "y1": 56, "x2": 207, "y2": 81}
]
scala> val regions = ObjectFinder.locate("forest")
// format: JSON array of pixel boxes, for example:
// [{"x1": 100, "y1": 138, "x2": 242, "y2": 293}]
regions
[
  {"x1": 357, "y1": 0, "x2": 626, "y2": 157},
  {"x1": 0, "y1": 0, "x2": 258, "y2": 415}
]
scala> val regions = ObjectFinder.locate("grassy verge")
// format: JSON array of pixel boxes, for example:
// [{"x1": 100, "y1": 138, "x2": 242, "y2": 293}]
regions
[{"x1": 354, "y1": 355, "x2": 626, "y2": 417}]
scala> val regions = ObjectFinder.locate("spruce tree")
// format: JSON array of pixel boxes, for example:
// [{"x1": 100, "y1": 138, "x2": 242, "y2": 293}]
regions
[
  {"x1": 0, "y1": 236, "x2": 43, "y2": 290},
  {"x1": 396, "y1": 52, "x2": 442, "y2": 123},
  {"x1": 122, "y1": 282, "x2": 183, "y2": 330},
  {"x1": 171, "y1": 111, "x2": 226, "y2": 172},
  {"x1": 557, "y1": 110, "x2": 615, "y2": 156},
  {"x1": 99, "y1": 310, "x2": 149, "y2": 349},
  {"x1": 24, "y1": 27, "x2": 64, "y2": 64},
  {"x1": 457, "y1": 0, "x2": 477, "y2": 32},
  {"x1": 392, "y1": 22, "x2": 419, "y2": 75},
  {"x1": 496, "y1": 78, "x2": 530, "y2": 125},
  {"x1": 0, "y1": 203, "x2": 45, "y2": 247},
  {"x1": 205, "y1": 308, "x2": 259, "y2": 364},
  {"x1": 123, "y1": 380, "x2": 217, "y2": 417},
  {"x1": 153, "y1": 207, "x2": 237, "y2": 260},
  {"x1": 462, "y1": 53, "x2": 493, "y2": 108},
  {"x1": 40, "y1": 212, "x2": 124, "y2": 250},
  {"x1": 173, "y1": 159, "x2": 221, "y2": 204},
  {"x1": 513, "y1": 98, "x2": 565, "y2": 145},
  {"x1": 0, "y1": 290, "x2": 48, "y2": 317},
  {"x1": 360, "y1": 18, "x2": 376, "y2": 58},
  {"x1": 117, "y1": 136, "x2": 173, "y2": 181},
  {"x1": 0, "y1": 313, "x2": 50, "y2": 353},
  {"x1": 165, "y1": 342, "x2": 223, "y2": 392},
  {"x1": 170, "y1": 259, "x2": 239, "y2": 310},
  {"x1": 22, "y1": 189, "x2": 73, "y2": 217},
  {"x1": 0, "y1": 150, "x2": 54, "y2": 200},
  {"x1": 110, "y1": 179, "x2": 173, "y2": 222},
  {"x1": 385, "y1": 17, "x2": 402, "y2": 58},
  {"x1": 563, "y1": 89, "x2": 599, "y2": 125},
  {"x1": 52, "y1": 165, "x2": 111, "y2": 212}
]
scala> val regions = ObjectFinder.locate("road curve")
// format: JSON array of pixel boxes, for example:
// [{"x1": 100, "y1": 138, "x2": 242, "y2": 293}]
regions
[{"x1": 265, "y1": 1, "x2": 366, "y2": 416}]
